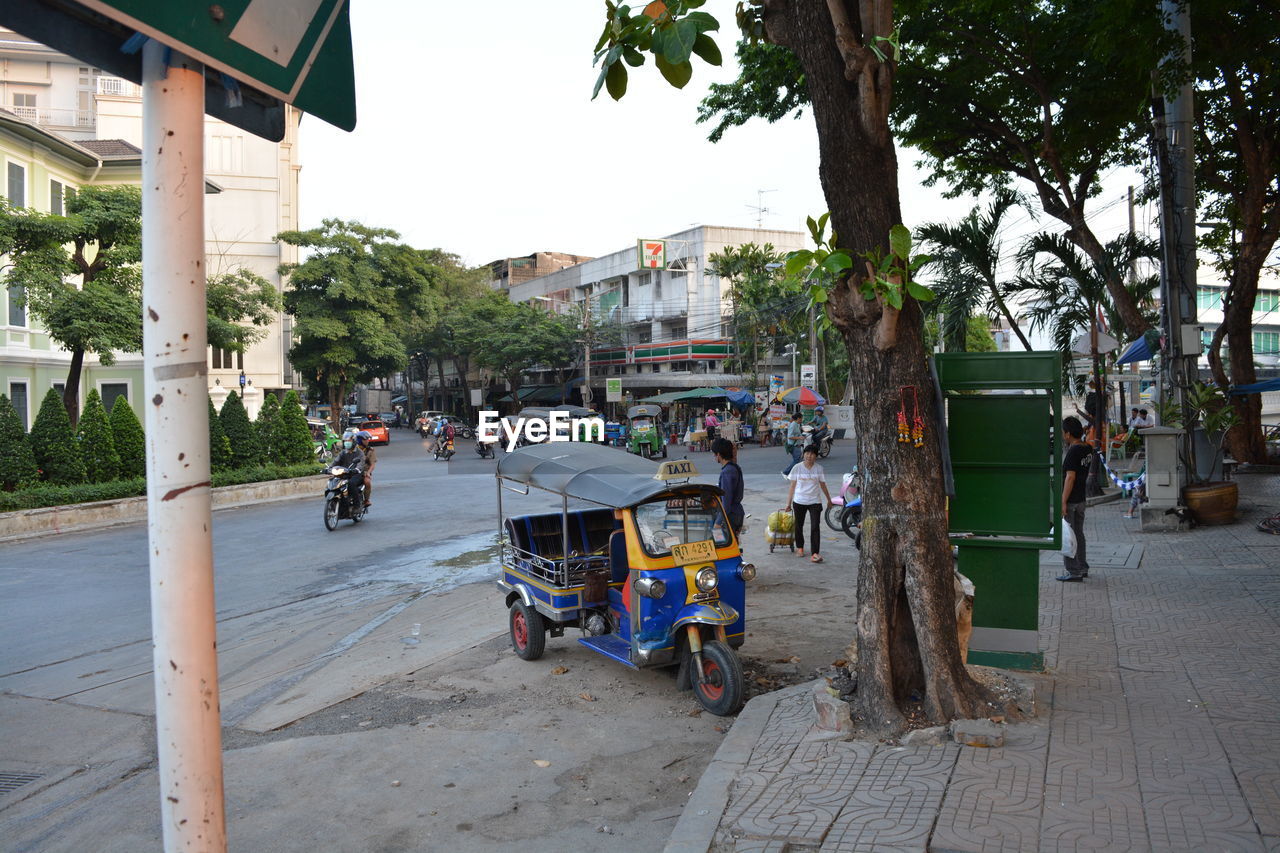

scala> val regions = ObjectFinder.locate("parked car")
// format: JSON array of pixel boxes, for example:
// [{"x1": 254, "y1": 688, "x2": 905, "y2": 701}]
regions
[
  {"x1": 357, "y1": 419, "x2": 390, "y2": 445},
  {"x1": 378, "y1": 411, "x2": 401, "y2": 428}
]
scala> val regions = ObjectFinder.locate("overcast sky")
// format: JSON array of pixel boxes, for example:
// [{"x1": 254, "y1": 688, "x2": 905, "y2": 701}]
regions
[{"x1": 298, "y1": 0, "x2": 1147, "y2": 271}]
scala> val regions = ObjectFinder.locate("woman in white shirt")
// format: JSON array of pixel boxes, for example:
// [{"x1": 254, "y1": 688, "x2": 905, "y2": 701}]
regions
[{"x1": 785, "y1": 445, "x2": 834, "y2": 563}]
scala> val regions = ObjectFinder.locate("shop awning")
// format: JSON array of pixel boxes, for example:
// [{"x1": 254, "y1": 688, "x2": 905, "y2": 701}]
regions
[
  {"x1": 638, "y1": 387, "x2": 728, "y2": 404},
  {"x1": 496, "y1": 385, "x2": 563, "y2": 403}
]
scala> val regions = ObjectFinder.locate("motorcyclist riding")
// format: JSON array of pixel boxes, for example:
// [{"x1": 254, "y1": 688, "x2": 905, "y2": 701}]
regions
[
  {"x1": 354, "y1": 430, "x2": 377, "y2": 508},
  {"x1": 807, "y1": 406, "x2": 830, "y2": 447},
  {"x1": 332, "y1": 434, "x2": 366, "y2": 508}
]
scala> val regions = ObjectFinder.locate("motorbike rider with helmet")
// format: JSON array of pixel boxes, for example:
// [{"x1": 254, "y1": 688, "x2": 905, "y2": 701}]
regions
[
  {"x1": 354, "y1": 430, "x2": 377, "y2": 508},
  {"x1": 807, "y1": 406, "x2": 831, "y2": 451},
  {"x1": 333, "y1": 434, "x2": 367, "y2": 508}
]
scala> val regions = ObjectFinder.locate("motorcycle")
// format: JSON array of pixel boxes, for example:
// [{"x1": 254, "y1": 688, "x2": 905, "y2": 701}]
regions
[
  {"x1": 802, "y1": 424, "x2": 833, "y2": 458},
  {"x1": 323, "y1": 465, "x2": 366, "y2": 530},
  {"x1": 433, "y1": 437, "x2": 455, "y2": 461},
  {"x1": 476, "y1": 437, "x2": 496, "y2": 459},
  {"x1": 825, "y1": 467, "x2": 863, "y2": 550}
]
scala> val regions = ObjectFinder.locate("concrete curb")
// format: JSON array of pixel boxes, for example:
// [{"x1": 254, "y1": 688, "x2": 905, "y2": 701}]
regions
[
  {"x1": 0, "y1": 475, "x2": 327, "y2": 543},
  {"x1": 665, "y1": 680, "x2": 817, "y2": 853}
]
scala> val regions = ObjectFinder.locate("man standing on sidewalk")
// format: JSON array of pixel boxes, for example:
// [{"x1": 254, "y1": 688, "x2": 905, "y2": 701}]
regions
[{"x1": 1059, "y1": 416, "x2": 1092, "y2": 582}]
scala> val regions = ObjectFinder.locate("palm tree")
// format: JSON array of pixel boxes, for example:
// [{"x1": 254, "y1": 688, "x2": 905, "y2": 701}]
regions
[
  {"x1": 918, "y1": 188, "x2": 1034, "y2": 352},
  {"x1": 1017, "y1": 231, "x2": 1160, "y2": 385}
]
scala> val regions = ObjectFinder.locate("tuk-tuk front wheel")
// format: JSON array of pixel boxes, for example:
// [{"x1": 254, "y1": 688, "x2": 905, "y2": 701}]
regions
[
  {"x1": 693, "y1": 640, "x2": 744, "y2": 716},
  {"x1": 510, "y1": 600, "x2": 546, "y2": 661}
]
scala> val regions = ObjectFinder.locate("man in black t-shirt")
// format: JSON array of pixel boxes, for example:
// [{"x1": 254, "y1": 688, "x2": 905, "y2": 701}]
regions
[{"x1": 1059, "y1": 416, "x2": 1092, "y2": 581}]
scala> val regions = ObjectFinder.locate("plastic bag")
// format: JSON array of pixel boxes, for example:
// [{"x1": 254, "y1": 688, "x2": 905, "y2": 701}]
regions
[
  {"x1": 768, "y1": 510, "x2": 794, "y2": 533},
  {"x1": 1059, "y1": 521, "x2": 1077, "y2": 559}
]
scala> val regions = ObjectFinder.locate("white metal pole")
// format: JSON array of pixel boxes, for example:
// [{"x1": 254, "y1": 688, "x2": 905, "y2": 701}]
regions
[{"x1": 141, "y1": 40, "x2": 227, "y2": 852}]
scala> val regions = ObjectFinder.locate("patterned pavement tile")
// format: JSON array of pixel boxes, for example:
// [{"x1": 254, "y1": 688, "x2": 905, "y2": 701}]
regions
[
  {"x1": 930, "y1": 724, "x2": 1048, "y2": 853},
  {"x1": 818, "y1": 745, "x2": 957, "y2": 853},
  {"x1": 728, "y1": 741, "x2": 877, "y2": 845},
  {"x1": 1040, "y1": 786, "x2": 1151, "y2": 852},
  {"x1": 1231, "y1": 761, "x2": 1280, "y2": 837}
]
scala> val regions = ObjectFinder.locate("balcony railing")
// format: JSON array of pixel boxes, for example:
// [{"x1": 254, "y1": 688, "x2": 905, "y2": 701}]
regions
[
  {"x1": 97, "y1": 76, "x2": 141, "y2": 98},
  {"x1": 9, "y1": 106, "x2": 95, "y2": 129}
]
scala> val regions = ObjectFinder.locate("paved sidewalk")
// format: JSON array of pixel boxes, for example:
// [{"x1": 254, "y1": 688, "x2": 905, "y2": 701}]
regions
[{"x1": 669, "y1": 471, "x2": 1280, "y2": 852}]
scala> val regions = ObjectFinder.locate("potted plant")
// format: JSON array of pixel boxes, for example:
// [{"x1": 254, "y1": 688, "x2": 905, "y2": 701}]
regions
[{"x1": 1173, "y1": 381, "x2": 1242, "y2": 525}]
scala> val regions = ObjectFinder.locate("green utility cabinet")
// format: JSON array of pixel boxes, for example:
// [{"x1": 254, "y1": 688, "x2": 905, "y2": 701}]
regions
[{"x1": 935, "y1": 352, "x2": 1063, "y2": 670}]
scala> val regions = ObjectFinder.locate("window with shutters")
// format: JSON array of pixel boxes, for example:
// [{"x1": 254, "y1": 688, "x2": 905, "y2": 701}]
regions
[{"x1": 7, "y1": 162, "x2": 25, "y2": 207}]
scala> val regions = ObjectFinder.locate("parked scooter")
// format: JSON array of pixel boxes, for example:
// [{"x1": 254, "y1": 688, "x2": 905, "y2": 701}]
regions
[
  {"x1": 323, "y1": 464, "x2": 366, "y2": 530},
  {"x1": 825, "y1": 467, "x2": 863, "y2": 550}
]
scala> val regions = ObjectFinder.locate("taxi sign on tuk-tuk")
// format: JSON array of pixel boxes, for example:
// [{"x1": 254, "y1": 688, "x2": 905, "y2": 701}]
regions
[
  {"x1": 654, "y1": 459, "x2": 697, "y2": 481},
  {"x1": 671, "y1": 539, "x2": 717, "y2": 567}
]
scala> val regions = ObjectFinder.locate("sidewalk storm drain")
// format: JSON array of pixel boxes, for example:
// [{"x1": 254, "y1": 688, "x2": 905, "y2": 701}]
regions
[{"x1": 0, "y1": 772, "x2": 43, "y2": 795}]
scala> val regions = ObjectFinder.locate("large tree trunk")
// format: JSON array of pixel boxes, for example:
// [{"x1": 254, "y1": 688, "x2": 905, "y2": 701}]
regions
[
  {"x1": 1210, "y1": 252, "x2": 1269, "y2": 464},
  {"x1": 62, "y1": 348, "x2": 85, "y2": 426},
  {"x1": 767, "y1": 0, "x2": 999, "y2": 733}
]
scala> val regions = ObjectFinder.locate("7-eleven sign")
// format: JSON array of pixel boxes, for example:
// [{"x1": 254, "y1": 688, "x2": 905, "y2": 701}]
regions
[{"x1": 637, "y1": 239, "x2": 666, "y2": 270}]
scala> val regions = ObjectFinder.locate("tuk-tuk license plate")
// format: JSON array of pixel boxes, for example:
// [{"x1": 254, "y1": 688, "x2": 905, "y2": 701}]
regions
[{"x1": 671, "y1": 539, "x2": 716, "y2": 566}]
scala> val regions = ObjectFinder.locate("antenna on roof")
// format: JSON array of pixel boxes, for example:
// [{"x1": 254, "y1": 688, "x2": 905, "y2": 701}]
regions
[{"x1": 746, "y1": 189, "x2": 776, "y2": 227}]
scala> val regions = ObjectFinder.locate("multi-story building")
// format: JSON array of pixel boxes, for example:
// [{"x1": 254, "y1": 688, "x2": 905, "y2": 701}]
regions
[
  {"x1": 487, "y1": 251, "x2": 593, "y2": 292},
  {"x1": 506, "y1": 225, "x2": 808, "y2": 402},
  {"x1": 0, "y1": 29, "x2": 300, "y2": 426}
]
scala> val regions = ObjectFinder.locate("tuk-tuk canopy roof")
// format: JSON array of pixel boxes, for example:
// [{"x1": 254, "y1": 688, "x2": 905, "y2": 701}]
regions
[
  {"x1": 627, "y1": 404, "x2": 663, "y2": 419},
  {"x1": 496, "y1": 442, "x2": 720, "y2": 508}
]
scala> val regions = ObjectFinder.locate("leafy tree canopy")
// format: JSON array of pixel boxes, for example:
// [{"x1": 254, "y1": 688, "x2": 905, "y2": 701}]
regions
[
  {"x1": 0, "y1": 185, "x2": 143, "y2": 420},
  {"x1": 206, "y1": 268, "x2": 283, "y2": 354}
]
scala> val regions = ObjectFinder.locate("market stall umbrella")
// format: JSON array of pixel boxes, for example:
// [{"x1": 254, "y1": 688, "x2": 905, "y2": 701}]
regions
[
  {"x1": 724, "y1": 388, "x2": 757, "y2": 409},
  {"x1": 779, "y1": 386, "x2": 825, "y2": 406}
]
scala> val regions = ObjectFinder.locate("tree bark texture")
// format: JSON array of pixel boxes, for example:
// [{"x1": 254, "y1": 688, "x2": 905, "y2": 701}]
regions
[
  {"x1": 766, "y1": 0, "x2": 998, "y2": 732},
  {"x1": 63, "y1": 348, "x2": 85, "y2": 427}
]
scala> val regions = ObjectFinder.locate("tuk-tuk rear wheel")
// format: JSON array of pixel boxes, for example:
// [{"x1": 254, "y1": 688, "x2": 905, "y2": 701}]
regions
[
  {"x1": 510, "y1": 601, "x2": 546, "y2": 661},
  {"x1": 693, "y1": 640, "x2": 744, "y2": 716}
]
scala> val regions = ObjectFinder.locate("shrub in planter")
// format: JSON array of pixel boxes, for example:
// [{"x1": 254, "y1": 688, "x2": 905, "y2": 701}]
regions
[
  {"x1": 255, "y1": 393, "x2": 282, "y2": 464},
  {"x1": 276, "y1": 390, "x2": 316, "y2": 465},
  {"x1": 76, "y1": 389, "x2": 121, "y2": 483},
  {"x1": 0, "y1": 477, "x2": 147, "y2": 512},
  {"x1": 0, "y1": 394, "x2": 39, "y2": 490},
  {"x1": 110, "y1": 396, "x2": 146, "y2": 479},
  {"x1": 30, "y1": 388, "x2": 85, "y2": 485},
  {"x1": 208, "y1": 397, "x2": 233, "y2": 472},
  {"x1": 219, "y1": 390, "x2": 261, "y2": 469}
]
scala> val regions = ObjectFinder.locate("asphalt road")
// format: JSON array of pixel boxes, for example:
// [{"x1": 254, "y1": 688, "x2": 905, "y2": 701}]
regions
[{"x1": 0, "y1": 430, "x2": 856, "y2": 688}]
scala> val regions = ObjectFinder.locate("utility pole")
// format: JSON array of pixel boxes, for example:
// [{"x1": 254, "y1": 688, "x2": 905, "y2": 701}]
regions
[
  {"x1": 1154, "y1": 0, "x2": 1199, "y2": 484},
  {"x1": 581, "y1": 298, "x2": 593, "y2": 407}
]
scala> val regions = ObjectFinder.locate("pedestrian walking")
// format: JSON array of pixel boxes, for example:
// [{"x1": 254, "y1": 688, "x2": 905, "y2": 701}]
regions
[
  {"x1": 785, "y1": 445, "x2": 833, "y2": 563},
  {"x1": 1059, "y1": 416, "x2": 1092, "y2": 581},
  {"x1": 704, "y1": 408, "x2": 720, "y2": 442},
  {"x1": 712, "y1": 438, "x2": 745, "y2": 534},
  {"x1": 782, "y1": 413, "x2": 803, "y2": 475}
]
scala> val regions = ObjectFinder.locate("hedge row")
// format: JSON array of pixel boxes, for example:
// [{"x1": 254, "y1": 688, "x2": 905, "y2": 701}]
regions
[{"x1": 0, "y1": 462, "x2": 323, "y2": 513}]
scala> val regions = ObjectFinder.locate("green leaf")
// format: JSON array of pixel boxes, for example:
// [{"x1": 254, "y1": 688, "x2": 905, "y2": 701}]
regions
[
  {"x1": 818, "y1": 212, "x2": 830, "y2": 235},
  {"x1": 821, "y1": 252, "x2": 853, "y2": 274},
  {"x1": 908, "y1": 253, "x2": 932, "y2": 270},
  {"x1": 784, "y1": 250, "x2": 813, "y2": 276},
  {"x1": 664, "y1": 18, "x2": 698, "y2": 64},
  {"x1": 884, "y1": 287, "x2": 904, "y2": 310},
  {"x1": 623, "y1": 46, "x2": 645, "y2": 67},
  {"x1": 691, "y1": 33, "x2": 721, "y2": 66},
  {"x1": 906, "y1": 280, "x2": 936, "y2": 302},
  {"x1": 591, "y1": 63, "x2": 610, "y2": 100},
  {"x1": 684, "y1": 11, "x2": 719, "y2": 32},
  {"x1": 654, "y1": 54, "x2": 693, "y2": 88},
  {"x1": 606, "y1": 59, "x2": 629, "y2": 100},
  {"x1": 806, "y1": 215, "x2": 821, "y2": 245},
  {"x1": 889, "y1": 224, "x2": 911, "y2": 261},
  {"x1": 810, "y1": 285, "x2": 828, "y2": 303}
]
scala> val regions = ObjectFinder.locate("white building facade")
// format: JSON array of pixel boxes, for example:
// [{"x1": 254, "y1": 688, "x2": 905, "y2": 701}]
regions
[
  {"x1": 506, "y1": 225, "x2": 807, "y2": 399},
  {"x1": 0, "y1": 30, "x2": 300, "y2": 425}
]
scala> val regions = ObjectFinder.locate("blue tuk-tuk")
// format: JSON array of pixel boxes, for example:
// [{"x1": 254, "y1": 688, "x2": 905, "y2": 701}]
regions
[{"x1": 495, "y1": 443, "x2": 754, "y2": 715}]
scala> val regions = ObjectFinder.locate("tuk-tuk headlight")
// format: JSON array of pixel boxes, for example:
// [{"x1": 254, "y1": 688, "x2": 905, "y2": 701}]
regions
[
  {"x1": 695, "y1": 566, "x2": 718, "y2": 592},
  {"x1": 635, "y1": 577, "x2": 666, "y2": 599},
  {"x1": 738, "y1": 563, "x2": 757, "y2": 582}
]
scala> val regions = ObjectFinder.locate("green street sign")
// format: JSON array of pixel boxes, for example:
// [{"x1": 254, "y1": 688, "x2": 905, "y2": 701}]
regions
[
  {"x1": 0, "y1": 0, "x2": 354, "y2": 140},
  {"x1": 80, "y1": 0, "x2": 355, "y2": 131}
]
